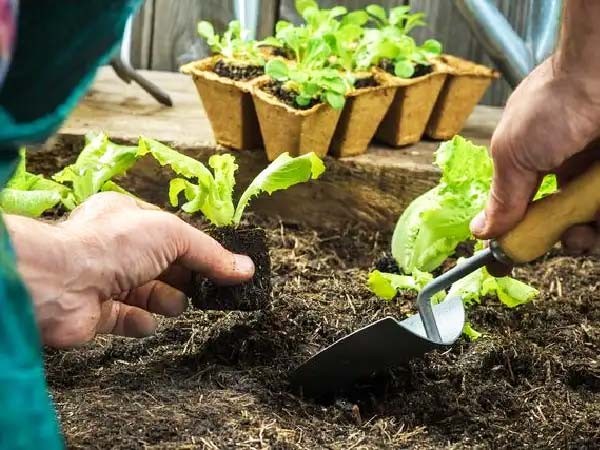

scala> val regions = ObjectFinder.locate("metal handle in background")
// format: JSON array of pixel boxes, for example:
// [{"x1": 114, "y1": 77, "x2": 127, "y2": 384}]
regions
[
  {"x1": 453, "y1": 0, "x2": 563, "y2": 87},
  {"x1": 112, "y1": 14, "x2": 173, "y2": 107}
]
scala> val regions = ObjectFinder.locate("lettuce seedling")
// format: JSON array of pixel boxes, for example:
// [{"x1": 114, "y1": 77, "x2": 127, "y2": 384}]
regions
[
  {"x1": 0, "y1": 149, "x2": 68, "y2": 217},
  {"x1": 357, "y1": 5, "x2": 442, "y2": 78},
  {"x1": 366, "y1": 4, "x2": 426, "y2": 35},
  {"x1": 53, "y1": 132, "x2": 138, "y2": 210},
  {"x1": 138, "y1": 137, "x2": 326, "y2": 227},
  {"x1": 367, "y1": 136, "x2": 555, "y2": 337},
  {"x1": 266, "y1": 57, "x2": 350, "y2": 110},
  {"x1": 198, "y1": 20, "x2": 265, "y2": 65}
]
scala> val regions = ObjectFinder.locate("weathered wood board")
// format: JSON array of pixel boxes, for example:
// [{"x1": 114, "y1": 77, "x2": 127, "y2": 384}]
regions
[{"x1": 36, "y1": 67, "x2": 501, "y2": 232}]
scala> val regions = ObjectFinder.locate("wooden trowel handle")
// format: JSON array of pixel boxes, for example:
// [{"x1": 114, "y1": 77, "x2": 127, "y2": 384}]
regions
[{"x1": 497, "y1": 161, "x2": 600, "y2": 264}]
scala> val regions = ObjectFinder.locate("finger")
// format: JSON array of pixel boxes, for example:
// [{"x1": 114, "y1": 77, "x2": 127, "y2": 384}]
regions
[
  {"x1": 470, "y1": 144, "x2": 540, "y2": 240},
  {"x1": 561, "y1": 224, "x2": 598, "y2": 256},
  {"x1": 158, "y1": 264, "x2": 193, "y2": 295},
  {"x1": 173, "y1": 219, "x2": 255, "y2": 285},
  {"x1": 125, "y1": 280, "x2": 188, "y2": 317},
  {"x1": 96, "y1": 299, "x2": 158, "y2": 338}
]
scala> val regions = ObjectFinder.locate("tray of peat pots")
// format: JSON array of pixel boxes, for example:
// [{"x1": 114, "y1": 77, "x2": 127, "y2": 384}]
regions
[
  {"x1": 375, "y1": 56, "x2": 449, "y2": 147},
  {"x1": 426, "y1": 54, "x2": 500, "y2": 140},
  {"x1": 250, "y1": 40, "x2": 351, "y2": 161},
  {"x1": 181, "y1": 20, "x2": 268, "y2": 151},
  {"x1": 138, "y1": 137, "x2": 325, "y2": 310},
  {"x1": 329, "y1": 69, "x2": 400, "y2": 157},
  {"x1": 353, "y1": 5, "x2": 449, "y2": 147}
]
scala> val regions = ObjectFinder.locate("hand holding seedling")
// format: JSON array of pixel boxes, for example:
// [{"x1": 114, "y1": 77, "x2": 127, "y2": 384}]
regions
[
  {"x1": 4, "y1": 192, "x2": 255, "y2": 348},
  {"x1": 470, "y1": 0, "x2": 600, "y2": 255}
]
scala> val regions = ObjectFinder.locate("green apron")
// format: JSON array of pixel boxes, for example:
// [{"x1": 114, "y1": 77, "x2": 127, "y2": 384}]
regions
[{"x1": 0, "y1": 1, "x2": 142, "y2": 447}]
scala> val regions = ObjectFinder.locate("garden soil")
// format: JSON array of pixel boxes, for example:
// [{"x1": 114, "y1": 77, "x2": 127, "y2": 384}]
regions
[{"x1": 44, "y1": 217, "x2": 599, "y2": 449}]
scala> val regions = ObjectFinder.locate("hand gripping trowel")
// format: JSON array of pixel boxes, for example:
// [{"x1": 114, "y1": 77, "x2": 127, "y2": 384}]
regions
[{"x1": 291, "y1": 162, "x2": 600, "y2": 398}]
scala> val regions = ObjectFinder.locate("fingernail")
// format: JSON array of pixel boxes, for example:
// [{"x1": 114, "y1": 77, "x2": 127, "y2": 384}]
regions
[
  {"x1": 470, "y1": 212, "x2": 487, "y2": 235},
  {"x1": 234, "y1": 254, "x2": 255, "y2": 276}
]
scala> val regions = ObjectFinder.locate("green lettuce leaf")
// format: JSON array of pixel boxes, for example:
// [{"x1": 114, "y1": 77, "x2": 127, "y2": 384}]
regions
[
  {"x1": 368, "y1": 269, "x2": 434, "y2": 300},
  {"x1": 233, "y1": 152, "x2": 326, "y2": 224},
  {"x1": 0, "y1": 189, "x2": 62, "y2": 217},
  {"x1": 138, "y1": 137, "x2": 237, "y2": 227},
  {"x1": 447, "y1": 256, "x2": 539, "y2": 308},
  {"x1": 392, "y1": 136, "x2": 493, "y2": 273},
  {"x1": 0, "y1": 149, "x2": 68, "y2": 217},
  {"x1": 462, "y1": 322, "x2": 483, "y2": 341},
  {"x1": 533, "y1": 174, "x2": 558, "y2": 200},
  {"x1": 53, "y1": 132, "x2": 138, "y2": 209}
]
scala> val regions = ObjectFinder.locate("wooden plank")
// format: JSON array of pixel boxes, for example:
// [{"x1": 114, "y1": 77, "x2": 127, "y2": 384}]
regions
[
  {"x1": 150, "y1": 0, "x2": 236, "y2": 71},
  {"x1": 130, "y1": 0, "x2": 156, "y2": 70},
  {"x1": 34, "y1": 67, "x2": 501, "y2": 232},
  {"x1": 257, "y1": 0, "x2": 281, "y2": 39}
]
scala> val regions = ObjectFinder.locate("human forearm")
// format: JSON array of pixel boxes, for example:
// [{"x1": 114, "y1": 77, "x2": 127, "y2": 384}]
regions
[{"x1": 556, "y1": 0, "x2": 600, "y2": 81}]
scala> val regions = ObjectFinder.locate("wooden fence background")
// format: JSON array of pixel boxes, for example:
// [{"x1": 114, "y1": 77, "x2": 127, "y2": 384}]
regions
[{"x1": 130, "y1": 0, "x2": 537, "y2": 106}]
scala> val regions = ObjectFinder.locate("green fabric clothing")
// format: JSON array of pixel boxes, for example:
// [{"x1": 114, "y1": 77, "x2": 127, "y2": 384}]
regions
[
  {"x1": 0, "y1": 0, "x2": 142, "y2": 448},
  {"x1": 0, "y1": 156, "x2": 62, "y2": 449}
]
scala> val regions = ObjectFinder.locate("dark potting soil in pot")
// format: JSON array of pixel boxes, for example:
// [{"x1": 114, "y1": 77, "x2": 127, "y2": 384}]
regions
[
  {"x1": 353, "y1": 76, "x2": 379, "y2": 90},
  {"x1": 379, "y1": 59, "x2": 433, "y2": 79},
  {"x1": 262, "y1": 80, "x2": 319, "y2": 110},
  {"x1": 213, "y1": 59, "x2": 264, "y2": 81},
  {"x1": 192, "y1": 226, "x2": 271, "y2": 311}
]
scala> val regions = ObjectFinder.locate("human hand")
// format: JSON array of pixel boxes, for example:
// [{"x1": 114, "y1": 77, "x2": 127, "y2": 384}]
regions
[
  {"x1": 5, "y1": 192, "x2": 255, "y2": 348},
  {"x1": 470, "y1": 56, "x2": 600, "y2": 256}
]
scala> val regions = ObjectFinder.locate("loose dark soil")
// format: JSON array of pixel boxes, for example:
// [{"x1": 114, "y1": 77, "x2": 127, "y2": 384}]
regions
[
  {"x1": 213, "y1": 59, "x2": 264, "y2": 81},
  {"x1": 354, "y1": 76, "x2": 379, "y2": 90},
  {"x1": 192, "y1": 226, "x2": 271, "y2": 311},
  {"x1": 379, "y1": 59, "x2": 434, "y2": 79},
  {"x1": 262, "y1": 81, "x2": 318, "y2": 110},
  {"x1": 45, "y1": 216, "x2": 599, "y2": 449}
]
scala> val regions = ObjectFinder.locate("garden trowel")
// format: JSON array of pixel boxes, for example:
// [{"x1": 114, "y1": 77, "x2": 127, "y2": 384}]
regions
[{"x1": 291, "y1": 161, "x2": 600, "y2": 398}]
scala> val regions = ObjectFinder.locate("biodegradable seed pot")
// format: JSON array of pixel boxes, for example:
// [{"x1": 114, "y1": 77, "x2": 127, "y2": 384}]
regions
[
  {"x1": 192, "y1": 227, "x2": 271, "y2": 311},
  {"x1": 252, "y1": 77, "x2": 343, "y2": 161},
  {"x1": 181, "y1": 57, "x2": 263, "y2": 151},
  {"x1": 426, "y1": 55, "x2": 500, "y2": 140},
  {"x1": 330, "y1": 71, "x2": 399, "y2": 158},
  {"x1": 375, "y1": 62, "x2": 448, "y2": 147}
]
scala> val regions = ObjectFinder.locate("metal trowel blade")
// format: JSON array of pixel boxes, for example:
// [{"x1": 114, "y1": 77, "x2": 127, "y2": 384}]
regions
[{"x1": 290, "y1": 295, "x2": 465, "y2": 398}]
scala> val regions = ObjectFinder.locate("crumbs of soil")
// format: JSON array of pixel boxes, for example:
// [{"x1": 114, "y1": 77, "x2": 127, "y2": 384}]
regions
[
  {"x1": 379, "y1": 59, "x2": 433, "y2": 79},
  {"x1": 45, "y1": 218, "x2": 599, "y2": 449},
  {"x1": 354, "y1": 76, "x2": 379, "y2": 90},
  {"x1": 192, "y1": 226, "x2": 271, "y2": 311},
  {"x1": 213, "y1": 59, "x2": 264, "y2": 81},
  {"x1": 263, "y1": 80, "x2": 319, "y2": 110}
]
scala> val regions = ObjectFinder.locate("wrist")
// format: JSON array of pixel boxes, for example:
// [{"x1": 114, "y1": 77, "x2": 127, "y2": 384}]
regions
[
  {"x1": 549, "y1": 54, "x2": 600, "y2": 120},
  {"x1": 4, "y1": 215, "x2": 73, "y2": 305}
]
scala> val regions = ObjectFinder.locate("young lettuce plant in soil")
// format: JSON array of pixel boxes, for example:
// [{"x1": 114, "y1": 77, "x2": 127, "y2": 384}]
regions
[
  {"x1": 368, "y1": 136, "x2": 557, "y2": 339},
  {"x1": 0, "y1": 132, "x2": 138, "y2": 217},
  {"x1": 181, "y1": 20, "x2": 267, "y2": 150},
  {"x1": 351, "y1": 5, "x2": 449, "y2": 147},
  {"x1": 253, "y1": 35, "x2": 351, "y2": 160},
  {"x1": 52, "y1": 131, "x2": 138, "y2": 210},
  {"x1": 138, "y1": 137, "x2": 325, "y2": 310},
  {"x1": 0, "y1": 149, "x2": 69, "y2": 217}
]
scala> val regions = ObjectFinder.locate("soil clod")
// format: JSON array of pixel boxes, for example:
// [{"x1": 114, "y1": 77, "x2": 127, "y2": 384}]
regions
[{"x1": 192, "y1": 226, "x2": 271, "y2": 311}]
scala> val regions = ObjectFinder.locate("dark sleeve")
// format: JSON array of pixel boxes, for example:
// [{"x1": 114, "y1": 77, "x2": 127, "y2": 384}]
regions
[{"x1": 0, "y1": 0, "x2": 142, "y2": 148}]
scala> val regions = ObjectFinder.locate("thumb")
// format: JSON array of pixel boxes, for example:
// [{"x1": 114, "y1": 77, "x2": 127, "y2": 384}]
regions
[{"x1": 470, "y1": 151, "x2": 540, "y2": 240}]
